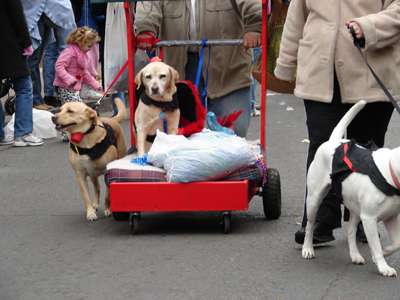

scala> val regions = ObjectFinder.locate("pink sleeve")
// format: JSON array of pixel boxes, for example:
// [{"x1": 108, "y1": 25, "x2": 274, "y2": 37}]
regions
[
  {"x1": 82, "y1": 70, "x2": 102, "y2": 91},
  {"x1": 55, "y1": 48, "x2": 78, "y2": 86}
]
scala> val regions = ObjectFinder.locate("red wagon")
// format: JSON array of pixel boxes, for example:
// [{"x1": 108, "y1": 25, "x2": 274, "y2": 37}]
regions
[{"x1": 95, "y1": 0, "x2": 281, "y2": 234}]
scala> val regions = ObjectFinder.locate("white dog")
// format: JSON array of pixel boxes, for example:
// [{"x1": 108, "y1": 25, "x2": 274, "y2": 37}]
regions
[
  {"x1": 303, "y1": 100, "x2": 400, "y2": 277},
  {"x1": 134, "y1": 61, "x2": 180, "y2": 158}
]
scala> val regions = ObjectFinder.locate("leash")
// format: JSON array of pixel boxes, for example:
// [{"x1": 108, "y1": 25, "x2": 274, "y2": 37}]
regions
[
  {"x1": 349, "y1": 26, "x2": 400, "y2": 115},
  {"x1": 93, "y1": 60, "x2": 129, "y2": 111},
  {"x1": 195, "y1": 39, "x2": 211, "y2": 108}
]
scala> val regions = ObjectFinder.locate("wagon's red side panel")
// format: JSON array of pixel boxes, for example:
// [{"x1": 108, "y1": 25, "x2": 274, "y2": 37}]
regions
[{"x1": 111, "y1": 180, "x2": 258, "y2": 212}]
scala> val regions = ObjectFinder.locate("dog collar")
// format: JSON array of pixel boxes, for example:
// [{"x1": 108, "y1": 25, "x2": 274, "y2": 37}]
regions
[
  {"x1": 70, "y1": 123, "x2": 96, "y2": 143},
  {"x1": 70, "y1": 123, "x2": 117, "y2": 160},
  {"x1": 389, "y1": 161, "x2": 400, "y2": 190},
  {"x1": 139, "y1": 92, "x2": 179, "y2": 112}
]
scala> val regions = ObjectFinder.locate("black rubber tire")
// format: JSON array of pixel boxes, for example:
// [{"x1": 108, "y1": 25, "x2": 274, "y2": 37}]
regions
[
  {"x1": 112, "y1": 211, "x2": 130, "y2": 221},
  {"x1": 131, "y1": 215, "x2": 139, "y2": 235},
  {"x1": 5, "y1": 95, "x2": 16, "y2": 115},
  {"x1": 262, "y1": 168, "x2": 282, "y2": 219},
  {"x1": 221, "y1": 213, "x2": 231, "y2": 234}
]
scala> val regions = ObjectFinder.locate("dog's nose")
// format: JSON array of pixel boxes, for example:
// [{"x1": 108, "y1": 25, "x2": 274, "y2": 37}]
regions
[
  {"x1": 151, "y1": 86, "x2": 159, "y2": 94},
  {"x1": 51, "y1": 115, "x2": 58, "y2": 123}
]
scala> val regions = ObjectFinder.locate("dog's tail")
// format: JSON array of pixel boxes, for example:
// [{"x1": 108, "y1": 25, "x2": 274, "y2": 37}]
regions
[
  {"x1": 112, "y1": 97, "x2": 127, "y2": 123},
  {"x1": 329, "y1": 100, "x2": 366, "y2": 141}
]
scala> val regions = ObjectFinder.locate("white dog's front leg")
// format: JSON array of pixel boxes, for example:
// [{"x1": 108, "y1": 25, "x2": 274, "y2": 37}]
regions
[
  {"x1": 383, "y1": 216, "x2": 400, "y2": 257},
  {"x1": 302, "y1": 221, "x2": 315, "y2": 259},
  {"x1": 347, "y1": 213, "x2": 364, "y2": 264},
  {"x1": 136, "y1": 129, "x2": 147, "y2": 158},
  {"x1": 363, "y1": 218, "x2": 397, "y2": 276}
]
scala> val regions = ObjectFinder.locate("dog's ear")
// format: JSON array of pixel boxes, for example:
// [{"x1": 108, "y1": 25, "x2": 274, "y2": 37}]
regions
[
  {"x1": 163, "y1": 66, "x2": 179, "y2": 101},
  {"x1": 169, "y1": 66, "x2": 179, "y2": 86},
  {"x1": 135, "y1": 68, "x2": 144, "y2": 89},
  {"x1": 85, "y1": 106, "x2": 98, "y2": 123}
]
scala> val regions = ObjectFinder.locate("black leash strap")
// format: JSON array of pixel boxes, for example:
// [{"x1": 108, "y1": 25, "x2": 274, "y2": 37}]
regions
[{"x1": 349, "y1": 26, "x2": 400, "y2": 115}]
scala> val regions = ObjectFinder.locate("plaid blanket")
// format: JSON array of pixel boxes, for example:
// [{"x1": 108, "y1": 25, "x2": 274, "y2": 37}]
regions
[{"x1": 105, "y1": 154, "x2": 263, "y2": 186}]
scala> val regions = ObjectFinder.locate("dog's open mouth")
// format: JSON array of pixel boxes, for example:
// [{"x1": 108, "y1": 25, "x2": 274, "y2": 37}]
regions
[{"x1": 55, "y1": 123, "x2": 76, "y2": 131}]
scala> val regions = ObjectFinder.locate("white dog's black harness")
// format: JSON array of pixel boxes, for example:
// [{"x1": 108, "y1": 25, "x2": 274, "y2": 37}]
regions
[
  {"x1": 70, "y1": 123, "x2": 117, "y2": 160},
  {"x1": 139, "y1": 92, "x2": 179, "y2": 112},
  {"x1": 135, "y1": 92, "x2": 179, "y2": 143},
  {"x1": 331, "y1": 139, "x2": 400, "y2": 201}
]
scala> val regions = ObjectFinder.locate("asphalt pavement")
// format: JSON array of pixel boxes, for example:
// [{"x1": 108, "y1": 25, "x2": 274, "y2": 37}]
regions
[{"x1": 2, "y1": 90, "x2": 400, "y2": 300}]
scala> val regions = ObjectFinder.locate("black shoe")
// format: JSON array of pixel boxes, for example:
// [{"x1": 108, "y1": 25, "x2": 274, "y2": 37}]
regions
[
  {"x1": 356, "y1": 222, "x2": 368, "y2": 243},
  {"x1": 295, "y1": 222, "x2": 335, "y2": 245},
  {"x1": 44, "y1": 95, "x2": 62, "y2": 107}
]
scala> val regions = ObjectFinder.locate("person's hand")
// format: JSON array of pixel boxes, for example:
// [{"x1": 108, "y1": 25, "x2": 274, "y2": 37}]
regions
[
  {"x1": 243, "y1": 32, "x2": 262, "y2": 53},
  {"x1": 136, "y1": 33, "x2": 156, "y2": 54},
  {"x1": 22, "y1": 45, "x2": 33, "y2": 58},
  {"x1": 68, "y1": 79, "x2": 77, "y2": 88},
  {"x1": 345, "y1": 22, "x2": 365, "y2": 40},
  {"x1": 95, "y1": 85, "x2": 103, "y2": 92}
]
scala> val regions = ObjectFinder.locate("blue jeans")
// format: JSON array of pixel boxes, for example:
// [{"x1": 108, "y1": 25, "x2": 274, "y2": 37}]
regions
[
  {"x1": 250, "y1": 46, "x2": 262, "y2": 109},
  {"x1": 112, "y1": 91, "x2": 126, "y2": 116},
  {"x1": 27, "y1": 15, "x2": 46, "y2": 106},
  {"x1": 43, "y1": 26, "x2": 73, "y2": 97},
  {"x1": 185, "y1": 53, "x2": 251, "y2": 138},
  {"x1": 0, "y1": 76, "x2": 34, "y2": 139}
]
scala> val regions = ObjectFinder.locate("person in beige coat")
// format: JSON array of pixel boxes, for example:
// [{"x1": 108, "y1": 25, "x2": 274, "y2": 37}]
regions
[
  {"x1": 134, "y1": 0, "x2": 262, "y2": 138},
  {"x1": 274, "y1": 0, "x2": 400, "y2": 244}
]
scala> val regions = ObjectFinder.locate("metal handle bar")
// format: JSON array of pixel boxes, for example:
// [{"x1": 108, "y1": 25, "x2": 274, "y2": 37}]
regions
[{"x1": 152, "y1": 39, "x2": 243, "y2": 47}]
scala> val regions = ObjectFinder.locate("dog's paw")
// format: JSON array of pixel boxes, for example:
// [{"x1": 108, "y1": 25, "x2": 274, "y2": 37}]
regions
[
  {"x1": 87, "y1": 211, "x2": 98, "y2": 221},
  {"x1": 92, "y1": 203, "x2": 99, "y2": 211},
  {"x1": 302, "y1": 247, "x2": 315, "y2": 259},
  {"x1": 380, "y1": 267, "x2": 397, "y2": 277},
  {"x1": 104, "y1": 208, "x2": 112, "y2": 217},
  {"x1": 351, "y1": 254, "x2": 365, "y2": 265}
]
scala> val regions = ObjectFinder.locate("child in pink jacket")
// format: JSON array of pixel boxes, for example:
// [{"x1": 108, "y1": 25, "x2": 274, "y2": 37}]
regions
[{"x1": 54, "y1": 26, "x2": 103, "y2": 142}]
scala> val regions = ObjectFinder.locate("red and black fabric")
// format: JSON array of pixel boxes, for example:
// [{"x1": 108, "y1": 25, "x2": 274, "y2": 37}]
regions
[
  {"x1": 331, "y1": 139, "x2": 400, "y2": 201},
  {"x1": 134, "y1": 80, "x2": 207, "y2": 143},
  {"x1": 70, "y1": 123, "x2": 118, "y2": 160}
]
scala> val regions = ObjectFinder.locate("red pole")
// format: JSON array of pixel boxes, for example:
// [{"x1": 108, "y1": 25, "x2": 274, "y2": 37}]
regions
[
  {"x1": 124, "y1": 2, "x2": 136, "y2": 147},
  {"x1": 261, "y1": 0, "x2": 268, "y2": 153}
]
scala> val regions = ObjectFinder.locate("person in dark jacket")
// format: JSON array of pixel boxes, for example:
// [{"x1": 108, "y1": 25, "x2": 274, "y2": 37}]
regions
[{"x1": 0, "y1": 0, "x2": 43, "y2": 146}]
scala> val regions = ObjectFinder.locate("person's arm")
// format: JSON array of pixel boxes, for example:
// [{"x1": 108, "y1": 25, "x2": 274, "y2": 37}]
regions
[
  {"x1": 82, "y1": 69, "x2": 102, "y2": 91},
  {"x1": 231, "y1": 0, "x2": 262, "y2": 52},
  {"x1": 8, "y1": 0, "x2": 32, "y2": 50},
  {"x1": 348, "y1": 0, "x2": 400, "y2": 51},
  {"x1": 134, "y1": 2, "x2": 163, "y2": 51},
  {"x1": 55, "y1": 48, "x2": 78, "y2": 87},
  {"x1": 274, "y1": 0, "x2": 308, "y2": 82}
]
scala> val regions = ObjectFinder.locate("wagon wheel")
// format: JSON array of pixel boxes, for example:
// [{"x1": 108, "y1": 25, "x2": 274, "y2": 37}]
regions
[
  {"x1": 220, "y1": 212, "x2": 231, "y2": 234},
  {"x1": 5, "y1": 95, "x2": 16, "y2": 115},
  {"x1": 262, "y1": 168, "x2": 282, "y2": 219},
  {"x1": 130, "y1": 213, "x2": 140, "y2": 235},
  {"x1": 112, "y1": 212, "x2": 130, "y2": 221}
]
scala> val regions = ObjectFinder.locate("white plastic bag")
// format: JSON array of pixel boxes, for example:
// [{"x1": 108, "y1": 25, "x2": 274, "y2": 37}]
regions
[
  {"x1": 104, "y1": 2, "x2": 129, "y2": 93},
  {"x1": 104, "y1": 3, "x2": 149, "y2": 93},
  {"x1": 147, "y1": 130, "x2": 257, "y2": 183},
  {"x1": 4, "y1": 109, "x2": 57, "y2": 139}
]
